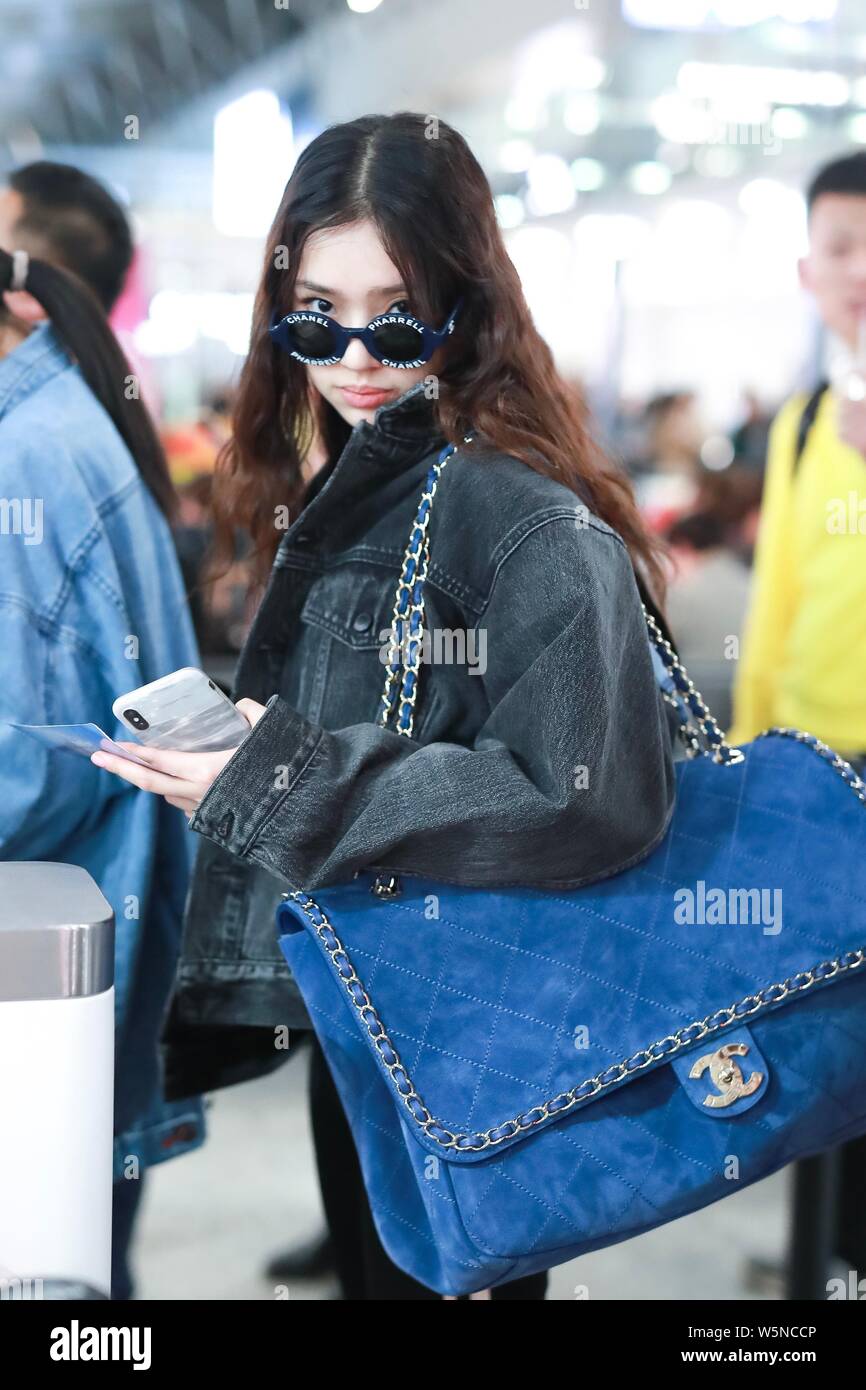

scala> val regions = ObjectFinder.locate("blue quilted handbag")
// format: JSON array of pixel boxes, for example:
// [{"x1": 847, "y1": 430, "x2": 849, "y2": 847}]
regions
[{"x1": 276, "y1": 441, "x2": 866, "y2": 1296}]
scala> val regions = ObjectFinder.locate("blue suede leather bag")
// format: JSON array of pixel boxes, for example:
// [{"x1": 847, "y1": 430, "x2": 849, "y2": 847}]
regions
[{"x1": 276, "y1": 443, "x2": 866, "y2": 1296}]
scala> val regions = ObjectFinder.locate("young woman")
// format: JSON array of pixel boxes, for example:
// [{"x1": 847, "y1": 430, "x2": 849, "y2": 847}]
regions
[
  {"x1": 92, "y1": 113, "x2": 678, "y2": 1300},
  {"x1": 0, "y1": 245, "x2": 205, "y2": 1299}
]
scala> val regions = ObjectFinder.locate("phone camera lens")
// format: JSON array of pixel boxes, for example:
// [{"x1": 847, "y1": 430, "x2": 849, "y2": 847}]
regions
[{"x1": 123, "y1": 708, "x2": 150, "y2": 731}]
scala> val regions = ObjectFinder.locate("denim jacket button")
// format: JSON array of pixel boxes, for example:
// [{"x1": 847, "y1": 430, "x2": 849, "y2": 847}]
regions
[{"x1": 352, "y1": 612, "x2": 373, "y2": 632}]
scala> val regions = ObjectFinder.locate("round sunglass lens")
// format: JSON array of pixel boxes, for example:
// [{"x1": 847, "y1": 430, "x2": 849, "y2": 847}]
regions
[
  {"x1": 288, "y1": 318, "x2": 337, "y2": 360},
  {"x1": 372, "y1": 321, "x2": 424, "y2": 363}
]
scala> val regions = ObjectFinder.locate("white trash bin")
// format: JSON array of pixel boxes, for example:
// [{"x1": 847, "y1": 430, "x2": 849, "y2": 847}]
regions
[{"x1": 0, "y1": 863, "x2": 114, "y2": 1298}]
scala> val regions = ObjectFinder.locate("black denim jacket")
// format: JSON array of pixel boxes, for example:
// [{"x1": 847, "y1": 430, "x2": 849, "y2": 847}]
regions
[{"x1": 160, "y1": 381, "x2": 678, "y2": 1101}]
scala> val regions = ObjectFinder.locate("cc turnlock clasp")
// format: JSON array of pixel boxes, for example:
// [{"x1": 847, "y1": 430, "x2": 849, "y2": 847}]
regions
[
  {"x1": 689, "y1": 1042, "x2": 764, "y2": 1108},
  {"x1": 671, "y1": 1025, "x2": 769, "y2": 1117}
]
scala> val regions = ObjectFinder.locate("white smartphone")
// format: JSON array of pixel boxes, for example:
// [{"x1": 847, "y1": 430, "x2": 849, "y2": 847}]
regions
[{"x1": 112, "y1": 667, "x2": 251, "y2": 752}]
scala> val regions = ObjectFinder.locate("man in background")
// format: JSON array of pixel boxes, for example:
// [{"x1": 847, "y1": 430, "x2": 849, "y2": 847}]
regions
[
  {"x1": 0, "y1": 160, "x2": 132, "y2": 312},
  {"x1": 729, "y1": 151, "x2": 866, "y2": 758},
  {"x1": 729, "y1": 149, "x2": 866, "y2": 1289}
]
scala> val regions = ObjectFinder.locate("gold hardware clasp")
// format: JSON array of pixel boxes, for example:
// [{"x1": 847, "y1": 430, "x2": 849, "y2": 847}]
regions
[{"x1": 689, "y1": 1042, "x2": 763, "y2": 1108}]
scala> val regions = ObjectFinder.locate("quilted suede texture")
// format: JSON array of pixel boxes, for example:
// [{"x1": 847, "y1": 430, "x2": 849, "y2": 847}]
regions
[{"x1": 277, "y1": 734, "x2": 866, "y2": 1295}]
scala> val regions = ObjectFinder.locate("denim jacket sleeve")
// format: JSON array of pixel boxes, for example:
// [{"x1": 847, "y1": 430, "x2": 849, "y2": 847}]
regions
[
  {"x1": 189, "y1": 515, "x2": 676, "y2": 891},
  {"x1": 0, "y1": 615, "x2": 131, "y2": 857},
  {"x1": 0, "y1": 453, "x2": 131, "y2": 856}
]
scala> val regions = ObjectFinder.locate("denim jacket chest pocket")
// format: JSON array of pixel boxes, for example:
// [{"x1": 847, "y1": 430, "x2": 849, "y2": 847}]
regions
[{"x1": 291, "y1": 562, "x2": 399, "y2": 727}]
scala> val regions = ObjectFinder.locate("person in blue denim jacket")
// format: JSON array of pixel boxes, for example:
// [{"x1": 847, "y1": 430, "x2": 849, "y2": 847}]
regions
[
  {"x1": 0, "y1": 240, "x2": 206, "y2": 1299},
  {"x1": 90, "y1": 114, "x2": 678, "y2": 1299}
]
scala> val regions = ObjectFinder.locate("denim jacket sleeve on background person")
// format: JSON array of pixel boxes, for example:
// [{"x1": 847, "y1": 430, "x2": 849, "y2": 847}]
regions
[
  {"x1": 160, "y1": 380, "x2": 678, "y2": 1102},
  {"x1": 0, "y1": 323, "x2": 206, "y2": 1179}
]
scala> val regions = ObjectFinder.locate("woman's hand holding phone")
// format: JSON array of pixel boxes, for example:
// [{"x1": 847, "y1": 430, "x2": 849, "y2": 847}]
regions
[{"x1": 90, "y1": 697, "x2": 268, "y2": 817}]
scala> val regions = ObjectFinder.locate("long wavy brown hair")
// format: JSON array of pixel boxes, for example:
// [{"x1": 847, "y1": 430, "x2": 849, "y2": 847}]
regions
[{"x1": 209, "y1": 112, "x2": 667, "y2": 606}]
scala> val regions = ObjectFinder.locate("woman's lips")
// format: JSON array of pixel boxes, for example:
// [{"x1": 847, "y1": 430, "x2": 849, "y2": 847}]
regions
[{"x1": 339, "y1": 386, "x2": 395, "y2": 409}]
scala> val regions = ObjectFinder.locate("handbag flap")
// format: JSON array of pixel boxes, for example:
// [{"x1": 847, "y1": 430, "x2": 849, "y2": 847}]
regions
[{"x1": 278, "y1": 734, "x2": 866, "y2": 1164}]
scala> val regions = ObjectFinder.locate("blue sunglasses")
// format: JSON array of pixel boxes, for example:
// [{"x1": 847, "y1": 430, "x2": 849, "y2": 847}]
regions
[{"x1": 269, "y1": 298, "x2": 462, "y2": 369}]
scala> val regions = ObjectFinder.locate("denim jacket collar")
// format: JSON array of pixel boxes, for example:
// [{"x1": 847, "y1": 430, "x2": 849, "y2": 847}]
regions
[
  {"x1": 0, "y1": 322, "x2": 69, "y2": 420},
  {"x1": 277, "y1": 380, "x2": 448, "y2": 559},
  {"x1": 366, "y1": 378, "x2": 444, "y2": 455}
]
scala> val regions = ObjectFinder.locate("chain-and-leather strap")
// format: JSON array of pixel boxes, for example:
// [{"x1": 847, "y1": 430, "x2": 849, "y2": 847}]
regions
[
  {"x1": 376, "y1": 437, "x2": 474, "y2": 738},
  {"x1": 367, "y1": 442, "x2": 866, "y2": 901}
]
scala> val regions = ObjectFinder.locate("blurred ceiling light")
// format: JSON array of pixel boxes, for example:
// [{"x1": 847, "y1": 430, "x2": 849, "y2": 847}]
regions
[
  {"x1": 852, "y1": 77, "x2": 866, "y2": 108},
  {"x1": 494, "y1": 194, "x2": 526, "y2": 229},
  {"x1": 711, "y1": 97, "x2": 772, "y2": 126},
  {"x1": 700, "y1": 435, "x2": 735, "y2": 470},
  {"x1": 135, "y1": 291, "x2": 198, "y2": 358},
  {"x1": 653, "y1": 90, "x2": 772, "y2": 143},
  {"x1": 135, "y1": 291, "x2": 255, "y2": 358},
  {"x1": 693, "y1": 144, "x2": 743, "y2": 177},
  {"x1": 505, "y1": 226, "x2": 572, "y2": 295},
  {"x1": 198, "y1": 292, "x2": 256, "y2": 356},
  {"x1": 346, "y1": 0, "x2": 383, "y2": 11},
  {"x1": 516, "y1": 21, "x2": 604, "y2": 103},
  {"x1": 508, "y1": 227, "x2": 572, "y2": 259},
  {"x1": 505, "y1": 95, "x2": 548, "y2": 132},
  {"x1": 656, "y1": 199, "x2": 734, "y2": 251},
  {"x1": 562, "y1": 93, "x2": 600, "y2": 136},
  {"x1": 627, "y1": 161, "x2": 673, "y2": 195},
  {"x1": 739, "y1": 176, "x2": 803, "y2": 219},
  {"x1": 624, "y1": 0, "x2": 714, "y2": 26},
  {"x1": 569, "y1": 56, "x2": 607, "y2": 90},
  {"x1": 768, "y1": 20, "x2": 813, "y2": 54},
  {"x1": 526, "y1": 154, "x2": 577, "y2": 217},
  {"x1": 573, "y1": 213, "x2": 652, "y2": 261},
  {"x1": 213, "y1": 90, "x2": 294, "y2": 238},
  {"x1": 775, "y1": 0, "x2": 837, "y2": 17},
  {"x1": 679, "y1": 61, "x2": 849, "y2": 107},
  {"x1": 499, "y1": 138, "x2": 535, "y2": 173},
  {"x1": 651, "y1": 92, "x2": 713, "y2": 143},
  {"x1": 715, "y1": 0, "x2": 764, "y2": 20},
  {"x1": 571, "y1": 158, "x2": 606, "y2": 192},
  {"x1": 657, "y1": 142, "x2": 692, "y2": 174},
  {"x1": 848, "y1": 113, "x2": 866, "y2": 144},
  {"x1": 636, "y1": 205, "x2": 740, "y2": 293},
  {"x1": 625, "y1": 0, "x2": 836, "y2": 25},
  {"x1": 770, "y1": 106, "x2": 809, "y2": 139}
]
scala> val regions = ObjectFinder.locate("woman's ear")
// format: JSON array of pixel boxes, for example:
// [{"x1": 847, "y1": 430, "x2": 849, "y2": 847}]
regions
[{"x1": 2, "y1": 289, "x2": 47, "y2": 324}]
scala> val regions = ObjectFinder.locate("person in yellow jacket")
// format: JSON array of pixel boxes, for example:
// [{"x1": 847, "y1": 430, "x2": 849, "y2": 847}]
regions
[
  {"x1": 729, "y1": 150, "x2": 866, "y2": 1290},
  {"x1": 729, "y1": 150, "x2": 866, "y2": 764}
]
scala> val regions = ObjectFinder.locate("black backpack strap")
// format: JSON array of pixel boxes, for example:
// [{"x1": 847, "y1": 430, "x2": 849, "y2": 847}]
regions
[{"x1": 793, "y1": 380, "x2": 829, "y2": 475}]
